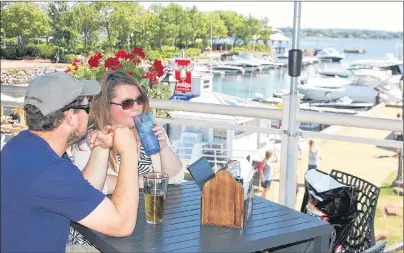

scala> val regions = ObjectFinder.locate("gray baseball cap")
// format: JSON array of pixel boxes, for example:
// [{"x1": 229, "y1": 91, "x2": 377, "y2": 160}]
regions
[{"x1": 24, "y1": 72, "x2": 101, "y2": 116}]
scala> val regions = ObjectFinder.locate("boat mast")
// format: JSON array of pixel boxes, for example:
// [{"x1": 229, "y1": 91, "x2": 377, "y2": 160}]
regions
[{"x1": 210, "y1": 19, "x2": 213, "y2": 75}]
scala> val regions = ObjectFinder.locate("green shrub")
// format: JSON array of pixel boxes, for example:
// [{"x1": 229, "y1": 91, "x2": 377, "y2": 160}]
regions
[
  {"x1": 23, "y1": 43, "x2": 60, "y2": 59},
  {"x1": 231, "y1": 48, "x2": 242, "y2": 54},
  {"x1": 62, "y1": 54, "x2": 77, "y2": 64},
  {"x1": 0, "y1": 46, "x2": 19, "y2": 59},
  {"x1": 25, "y1": 44, "x2": 40, "y2": 57},
  {"x1": 253, "y1": 43, "x2": 269, "y2": 52},
  {"x1": 161, "y1": 46, "x2": 176, "y2": 53},
  {"x1": 185, "y1": 48, "x2": 201, "y2": 57},
  {"x1": 37, "y1": 44, "x2": 59, "y2": 59},
  {"x1": 147, "y1": 50, "x2": 163, "y2": 61},
  {"x1": 4, "y1": 38, "x2": 18, "y2": 46},
  {"x1": 194, "y1": 40, "x2": 203, "y2": 49}
]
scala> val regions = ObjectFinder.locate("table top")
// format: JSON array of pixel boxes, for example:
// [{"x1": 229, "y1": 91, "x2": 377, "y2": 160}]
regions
[{"x1": 72, "y1": 181, "x2": 329, "y2": 253}]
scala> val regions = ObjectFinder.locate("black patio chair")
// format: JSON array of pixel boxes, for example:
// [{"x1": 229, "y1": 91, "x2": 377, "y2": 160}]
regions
[
  {"x1": 329, "y1": 169, "x2": 381, "y2": 252},
  {"x1": 301, "y1": 169, "x2": 381, "y2": 252}
]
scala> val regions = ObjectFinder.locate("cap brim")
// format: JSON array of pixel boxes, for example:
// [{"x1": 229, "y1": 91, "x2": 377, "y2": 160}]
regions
[{"x1": 80, "y1": 80, "x2": 101, "y2": 96}]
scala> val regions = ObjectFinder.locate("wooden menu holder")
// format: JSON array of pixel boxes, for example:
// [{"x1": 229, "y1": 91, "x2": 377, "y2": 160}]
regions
[{"x1": 201, "y1": 170, "x2": 246, "y2": 229}]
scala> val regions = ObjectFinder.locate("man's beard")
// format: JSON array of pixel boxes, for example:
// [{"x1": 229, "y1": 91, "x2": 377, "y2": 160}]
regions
[{"x1": 66, "y1": 129, "x2": 86, "y2": 149}]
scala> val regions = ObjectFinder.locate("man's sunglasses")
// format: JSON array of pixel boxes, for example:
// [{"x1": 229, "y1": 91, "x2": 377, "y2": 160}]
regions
[
  {"x1": 110, "y1": 95, "x2": 145, "y2": 110},
  {"x1": 61, "y1": 104, "x2": 91, "y2": 114}
]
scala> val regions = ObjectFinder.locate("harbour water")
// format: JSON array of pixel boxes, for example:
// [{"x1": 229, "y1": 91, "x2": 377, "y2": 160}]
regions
[{"x1": 212, "y1": 38, "x2": 403, "y2": 100}]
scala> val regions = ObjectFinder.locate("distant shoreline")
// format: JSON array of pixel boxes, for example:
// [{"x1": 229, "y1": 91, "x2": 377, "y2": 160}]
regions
[{"x1": 300, "y1": 37, "x2": 403, "y2": 40}]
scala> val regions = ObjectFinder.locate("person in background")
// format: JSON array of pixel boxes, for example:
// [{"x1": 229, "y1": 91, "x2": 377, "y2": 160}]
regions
[
  {"x1": 9, "y1": 108, "x2": 20, "y2": 124},
  {"x1": 260, "y1": 150, "x2": 276, "y2": 200},
  {"x1": 394, "y1": 113, "x2": 403, "y2": 157},
  {"x1": 54, "y1": 51, "x2": 60, "y2": 64},
  {"x1": 308, "y1": 139, "x2": 320, "y2": 170}
]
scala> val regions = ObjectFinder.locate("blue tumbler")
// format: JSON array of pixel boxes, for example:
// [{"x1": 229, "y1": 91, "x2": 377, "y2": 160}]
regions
[{"x1": 134, "y1": 112, "x2": 161, "y2": 156}]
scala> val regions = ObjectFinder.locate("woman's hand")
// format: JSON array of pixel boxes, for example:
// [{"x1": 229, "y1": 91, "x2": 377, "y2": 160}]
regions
[
  {"x1": 86, "y1": 125, "x2": 114, "y2": 150},
  {"x1": 153, "y1": 122, "x2": 168, "y2": 150}
]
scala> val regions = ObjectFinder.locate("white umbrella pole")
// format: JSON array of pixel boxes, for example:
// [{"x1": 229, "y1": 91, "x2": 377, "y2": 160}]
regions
[{"x1": 284, "y1": 1, "x2": 302, "y2": 208}]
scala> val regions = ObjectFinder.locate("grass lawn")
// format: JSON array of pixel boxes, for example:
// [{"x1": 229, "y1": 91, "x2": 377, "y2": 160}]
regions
[{"x1": 374, "y1": 170, "x2": 403, "y2": 248}]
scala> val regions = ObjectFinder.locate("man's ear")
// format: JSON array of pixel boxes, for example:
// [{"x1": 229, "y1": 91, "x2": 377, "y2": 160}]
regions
[{"x1": 64, "y1": 109, "x2": 76, "y2": 127}]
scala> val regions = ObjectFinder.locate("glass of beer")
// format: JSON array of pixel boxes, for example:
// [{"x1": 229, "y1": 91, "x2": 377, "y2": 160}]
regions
[{"x1": 143, "y1": 172, "x2": 168, "y2": 224}]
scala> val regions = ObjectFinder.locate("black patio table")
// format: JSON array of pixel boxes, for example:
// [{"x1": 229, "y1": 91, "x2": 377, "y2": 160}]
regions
[{"x1": 72, "y1": 181, "x2": 330, "y2": 253}]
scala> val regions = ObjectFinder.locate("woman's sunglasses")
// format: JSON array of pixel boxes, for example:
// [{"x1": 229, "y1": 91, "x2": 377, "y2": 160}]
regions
[{"x1": 110, "y1": 95, "x2": 145, "y2": 110}]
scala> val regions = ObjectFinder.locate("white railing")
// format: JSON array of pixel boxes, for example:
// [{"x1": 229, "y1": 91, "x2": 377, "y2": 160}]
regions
[
  {"x1": 153, "y1": 99, "x2": 402, "y2": 149},
  {"x1": 152, "y1": 99, "x2": 402, "y2": 133}
]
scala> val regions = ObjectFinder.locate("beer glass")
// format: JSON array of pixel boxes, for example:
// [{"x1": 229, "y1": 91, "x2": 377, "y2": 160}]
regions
[
  {"x1": 143, "y1": 172, "x2": 168, "y2": 224},
  {"x1": 134, "y1": 112, "x2": 161, "y2": 156}
]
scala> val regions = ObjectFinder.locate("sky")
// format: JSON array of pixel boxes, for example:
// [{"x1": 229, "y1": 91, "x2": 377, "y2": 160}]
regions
[{"x1": 141, "y1": 2, "x2": 403, "y2": 32}]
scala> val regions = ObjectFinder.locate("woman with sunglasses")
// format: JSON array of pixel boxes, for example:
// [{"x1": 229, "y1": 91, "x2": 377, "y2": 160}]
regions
[{"x1": 67, "y1": 71, "x2": 183, "y2": 248}]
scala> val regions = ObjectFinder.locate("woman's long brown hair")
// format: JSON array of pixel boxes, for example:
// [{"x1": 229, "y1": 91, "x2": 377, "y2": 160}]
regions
[{"x1": 89, "y1": 71, "x2": 151, "y2": 173}]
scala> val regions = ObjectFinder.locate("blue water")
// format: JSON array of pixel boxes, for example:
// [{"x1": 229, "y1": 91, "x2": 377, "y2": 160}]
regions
[
  {"x1": 212, "y1": 38, "x2": 403, "y2": 99},
  {"x1": 300, "y1": 38, "x2": 403, "y2": 64}
]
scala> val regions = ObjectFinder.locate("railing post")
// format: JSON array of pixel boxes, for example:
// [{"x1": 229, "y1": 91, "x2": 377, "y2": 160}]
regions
[
  {"x1": 279, "y1": 94, "x2": 301, "y2": 206},
  {"x1": 227, "y1": 129, "x2": 235, "y2": 159},
  {"x1": 214, "y1": 150, "x2": 217, "y2": 168}
]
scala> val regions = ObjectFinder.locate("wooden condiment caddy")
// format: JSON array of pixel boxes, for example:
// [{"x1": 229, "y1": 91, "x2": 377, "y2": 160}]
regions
[{"x1": 201, "y1": 170, "x2": 253, "y2": 229}]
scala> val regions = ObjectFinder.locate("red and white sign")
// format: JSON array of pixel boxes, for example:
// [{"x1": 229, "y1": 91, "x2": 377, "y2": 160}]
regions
[{"x1": 172, "y1": 59, "x2": 193, "y2": 93}]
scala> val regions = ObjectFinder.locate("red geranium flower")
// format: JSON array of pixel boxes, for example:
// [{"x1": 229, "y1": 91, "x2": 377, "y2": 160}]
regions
[
  {"x1": 127, "y1": 72, "x2": 134, "y2": 77},
  {"x1": 125, "y1": 53, "x2": 141, "y2": 64},
  {"x1": 152, "y1": 60, "x2": 164, "y2": 77},
  {"x1": 104, "y1": 57, "x2": 122, "y2": 71},
  {"x1": 115, "y1": 49, "x2": 127, "y2": 59},
  {"x1": 64, "y1": 68, "x2": 71, "y2": 73},
  {"x1": 132, "y1": 47, "x2": 145, "y2": 59},
  {"x1": 125, "y1": 53, "x2": 135, "y2": 61},
  {"x1": 88, "y1": 53, "x2": 102, "y2": 68},
  {"x1": 71, "y1": 59, "x2": 80, "y2": 71},
  {"x1": 144, "y1": 70, "x2": 159, "y2": 88}
]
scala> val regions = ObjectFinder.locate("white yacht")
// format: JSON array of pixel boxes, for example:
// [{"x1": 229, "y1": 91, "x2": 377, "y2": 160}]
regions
[
  {"x1": 348, "y1": 58, "x2": 403, "y2": 76},
  {"x1": 211, "y1": 60, "x2": 245, "y2": 74},
  {"x1": 313, "y1": 48, "x2": 345, "y2": 62},
  {"x1": 238, "y1": 53, "x2": 278, "y2": 70},
  {"x1": 258, "y1": 54, "x2": 287, "y2": 68},
  {"x1": 298, "y1": 69, "x2": 401, "y2": 103},
  {"x1": 220, "y1": 54, "x2": 262, "y2": 72},
  {"x1": 193, "y1": 65, "x2": 225, "y2": 76}
]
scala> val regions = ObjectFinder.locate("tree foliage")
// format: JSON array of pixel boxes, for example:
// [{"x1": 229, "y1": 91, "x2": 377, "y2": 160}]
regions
[{"x1": 1, "y1": 2, "x2": 277, "y2": 57}]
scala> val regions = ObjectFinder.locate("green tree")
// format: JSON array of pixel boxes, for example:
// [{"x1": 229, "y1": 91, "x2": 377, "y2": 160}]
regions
[
  {"x1": 236, "y1": 15, "x2": 262, "y2": 49},
  {"x1": 109, "y1": 2, "x2": 144, "y2": 50},
  {"x1": 259, "y1": 19, "x2": 272, "y2": 51},
  {"x1": 47, "y1": 2, "x2": 69, "y2": 46},
  {"x1": 204, "y1": 12, "x2": 227, "y2": 50},
  {"x1": 2, "y1": 2, "x2": 50, "y2": 49},
  {"x1": 93, "y1": 2, "x2": 115, "y2": 52},
  {"x1": 216, "y1": 11, "x2": 244, "y2": 50},
  {"x1": 72, "y1": 3, "x2": 100, "y2": 54},
  {"x1": 164, "y1": 3, "x2": 186, "y2": 50},
  {"x1": 149, "y1": 4, "x2": 172, "y2": 53},
  {"x1": 47, "y1": 2, "x2": 85, "y2": 54},
  {"x1": 134, "y1": 10, "x2": 158, "y2": 51}
]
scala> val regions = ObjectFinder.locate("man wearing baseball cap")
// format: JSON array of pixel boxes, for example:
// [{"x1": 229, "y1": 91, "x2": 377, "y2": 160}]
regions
[{"x1": 1, "y1": 72, "x2": 140, "y2": 252}]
